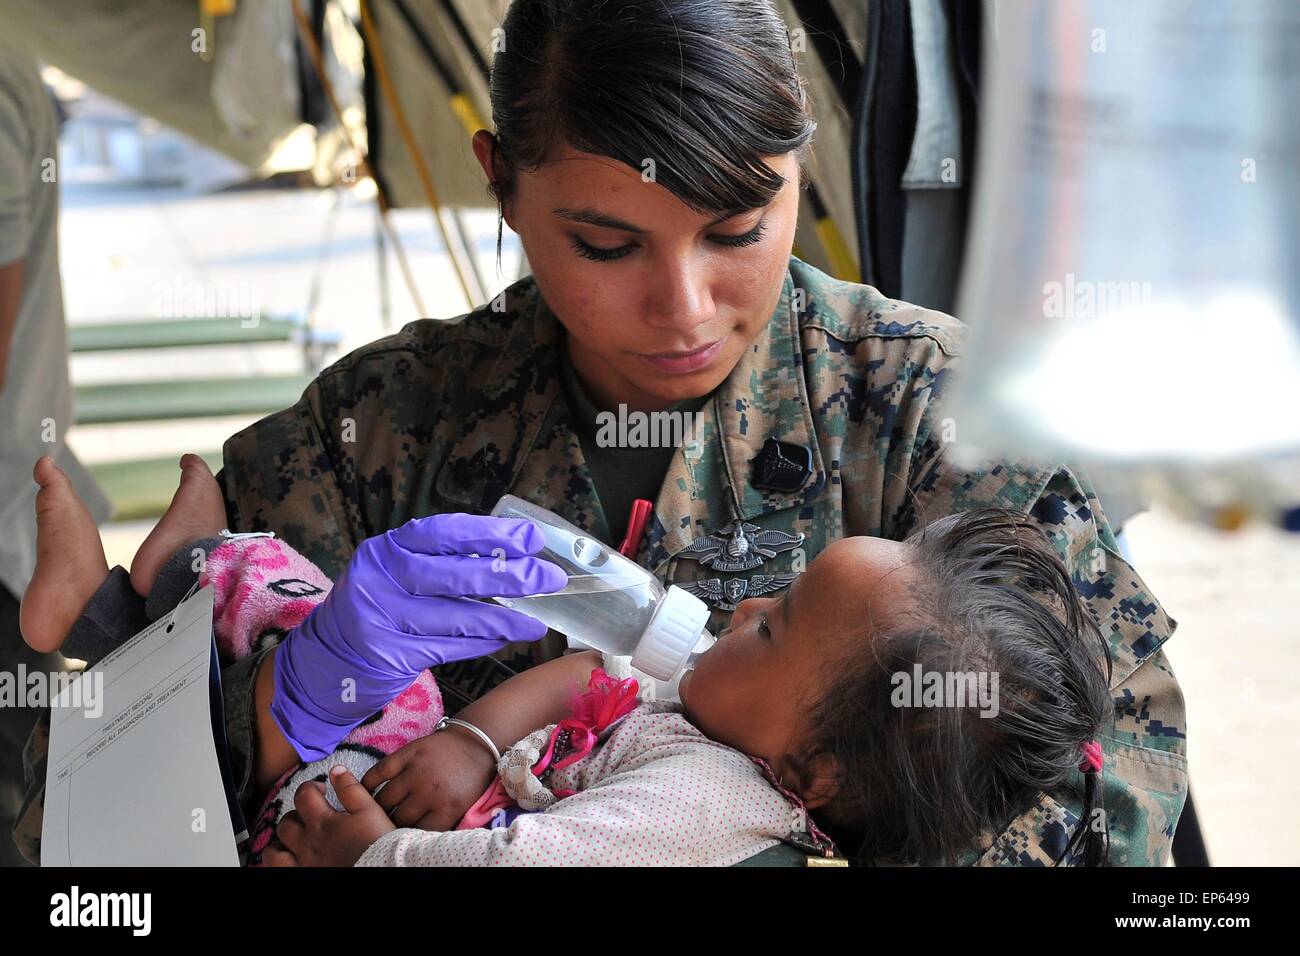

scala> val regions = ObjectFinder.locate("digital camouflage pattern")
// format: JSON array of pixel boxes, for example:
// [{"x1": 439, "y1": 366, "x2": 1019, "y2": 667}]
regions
[{"x1": 14, "y1": 256, "x2": 1186, "y2": 866}]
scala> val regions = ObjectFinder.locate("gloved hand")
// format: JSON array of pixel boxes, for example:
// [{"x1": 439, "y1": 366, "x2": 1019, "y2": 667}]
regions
[{"x1": 271, "y1": 513, "x2": 566, "y2": 761}]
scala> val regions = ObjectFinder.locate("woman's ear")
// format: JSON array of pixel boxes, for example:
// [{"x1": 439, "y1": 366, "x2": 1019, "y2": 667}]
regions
[
  {"x1": 471, "y1": 129, "x2": 498, "y2": 183},
  {"x1": 472, "y1": 131, "x2": 515, "y2": 226}
]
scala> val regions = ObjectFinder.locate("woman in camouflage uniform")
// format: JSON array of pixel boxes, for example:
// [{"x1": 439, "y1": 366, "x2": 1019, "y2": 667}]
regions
[{"x1": 16, "y1": 0, "x2": 1187, "y2": 865}]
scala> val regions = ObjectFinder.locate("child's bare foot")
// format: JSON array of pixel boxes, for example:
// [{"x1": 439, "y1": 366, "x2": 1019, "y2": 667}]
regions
[
  {"x1": 129, "y1": 454, "x2": 227, "y2": 599},
  {"x1": 19, "y1": 456, "x2": 111, "y2": 653}
]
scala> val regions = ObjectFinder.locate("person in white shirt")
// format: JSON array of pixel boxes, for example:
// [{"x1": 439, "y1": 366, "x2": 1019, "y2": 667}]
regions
[{"x1": 0, "y1": 41, "x2": 110, "y2": 867}]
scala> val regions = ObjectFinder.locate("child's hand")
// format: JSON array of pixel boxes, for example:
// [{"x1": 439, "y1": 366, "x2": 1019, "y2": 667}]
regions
[
  {"x1": 361, "y1": 729, "x2": 497, "y2": 830},
  {"x1": 270, "y1": 766, "x2": 396, "y2": 866}
]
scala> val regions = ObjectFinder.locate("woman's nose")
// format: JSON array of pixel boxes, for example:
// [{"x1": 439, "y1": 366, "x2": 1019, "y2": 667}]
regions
[{"x1": 644, "y1": 260, "x2": 715, "y2": 335}]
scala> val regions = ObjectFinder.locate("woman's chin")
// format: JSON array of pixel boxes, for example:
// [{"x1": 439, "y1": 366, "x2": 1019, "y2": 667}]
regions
[{"x1": 615, "y1": 371, "x2": 715, "y2": 409}]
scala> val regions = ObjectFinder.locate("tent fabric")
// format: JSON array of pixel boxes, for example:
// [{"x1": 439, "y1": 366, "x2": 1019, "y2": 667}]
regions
[
  {"x1": 0, "y1": 0, "x2": 290, "y2": 168},
  {"x1": 0, "y1": 0, "x2": 974, "y2": 285},
  {"x1": 210, "y1": 1, "x2": 301, "y2": 156}
]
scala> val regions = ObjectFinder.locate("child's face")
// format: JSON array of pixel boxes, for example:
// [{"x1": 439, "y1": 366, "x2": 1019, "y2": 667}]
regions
[{"x1": 677, "y1": 535, "x2": 916, "y2": 803}]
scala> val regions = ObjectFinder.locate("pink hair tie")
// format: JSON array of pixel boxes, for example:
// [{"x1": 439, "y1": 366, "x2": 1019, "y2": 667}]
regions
[{"x1": 1078, "y1": 740, "x2": 1103, "y2": 774}]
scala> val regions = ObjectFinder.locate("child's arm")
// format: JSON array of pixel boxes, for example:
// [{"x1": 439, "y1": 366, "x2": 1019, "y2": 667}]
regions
[
  {"x1": 357, "y1": 648, "x2": 602, "y2": 828},
  {"x1": 252, "y1": 647, "x2": 302, "y2": 790},
  {"x1": 252, "y1": 647, "x2": 603, "y2": 802},
  {"x1": 418, "y1": 648, "x2": 602, "y2": 760}
]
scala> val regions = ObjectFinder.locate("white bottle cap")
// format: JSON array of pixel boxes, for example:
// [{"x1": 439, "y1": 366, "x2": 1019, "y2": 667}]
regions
[{"x1": 631, "y1": 585, "x2": 712, "y2": 681}]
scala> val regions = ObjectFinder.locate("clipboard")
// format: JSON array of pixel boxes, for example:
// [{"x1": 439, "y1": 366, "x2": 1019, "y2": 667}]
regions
[{"x1": 41, "y1": 583, "x2": 245, "y2": 866}]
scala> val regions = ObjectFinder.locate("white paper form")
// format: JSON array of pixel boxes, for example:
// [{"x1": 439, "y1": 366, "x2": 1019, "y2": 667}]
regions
[{"x1": 41, "y1": 584, "x2": 239, "y2": 866}]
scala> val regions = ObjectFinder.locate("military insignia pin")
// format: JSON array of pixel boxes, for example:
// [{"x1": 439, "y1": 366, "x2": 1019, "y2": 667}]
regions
[
  {"x1": 681, "y1": 573, "x2": 799, "y2": 611},
  {"x1": 750, "y1": 437, "x2": 813, "y2": 493},
  {"x1": 678, "y1": 519, "x2": 804, "y2": 572}
]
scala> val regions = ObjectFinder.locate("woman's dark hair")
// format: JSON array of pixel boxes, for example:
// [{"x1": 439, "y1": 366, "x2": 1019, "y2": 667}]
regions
[
  {"x1": 800, "y1": 508, "x2": 1114, "y2": 866},
  {"x1": 485, "y1": 0, "x2": 817, "y2": 264}
]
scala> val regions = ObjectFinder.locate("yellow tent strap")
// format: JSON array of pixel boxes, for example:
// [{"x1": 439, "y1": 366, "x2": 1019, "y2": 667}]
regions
[
  {"x1": 806, "y1": 182, "x2": 861, "y2": 284},
  {"x1": 814, "y1": 215, "x2": 861, "y2": 284},
  {"x1": 289, "y1": 0, "x2": 429, "y2": 317},
  {"x1": 197, "y1": 0, "x2": 237, "y2": 63},
  {"x1": 449, "y1": 93, "x2": 488, "y2": 141},
  {"x1": 359, "y1": 0, "x2": 482, "y2": 310}
]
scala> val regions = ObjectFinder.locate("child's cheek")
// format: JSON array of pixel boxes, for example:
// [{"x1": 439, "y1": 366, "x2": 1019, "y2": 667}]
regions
[
  {"x1": 679, "y1": 637, "x2": 731, "y2": 714},
  {"x1": 694, "y1": 631, "x2": 759, "y2": 698}
]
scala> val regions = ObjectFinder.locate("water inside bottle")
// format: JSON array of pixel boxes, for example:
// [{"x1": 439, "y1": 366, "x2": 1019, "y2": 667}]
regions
[{"x1": 494, "y1": 570, "x2": 661, "y2": 657}]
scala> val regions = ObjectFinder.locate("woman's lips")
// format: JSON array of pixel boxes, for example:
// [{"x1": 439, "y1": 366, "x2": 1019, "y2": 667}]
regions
[{"x1": 636, "y1": 336, "x2": 728, "y2": 374}]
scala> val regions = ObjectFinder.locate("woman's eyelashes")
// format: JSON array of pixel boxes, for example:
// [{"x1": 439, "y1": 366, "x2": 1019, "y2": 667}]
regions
[
  {"x1": 716, "y1": 217, "x2": 768, "y2": 249},
  {"x1": 569, "y1": 236, "x2": 633, "y2": 262},
  {"x1": 569, "y1": 217, "x2": 769, "y2": 262}
]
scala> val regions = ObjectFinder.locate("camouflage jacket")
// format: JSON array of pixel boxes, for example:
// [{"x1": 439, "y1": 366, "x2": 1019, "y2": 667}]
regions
[{"x1": 15, "y1": 256, "x2": 1187, "y2": 866}]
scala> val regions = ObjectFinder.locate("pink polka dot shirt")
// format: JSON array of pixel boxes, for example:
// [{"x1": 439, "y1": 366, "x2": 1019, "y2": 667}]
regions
[{"x1": 356, "y1": 700, "x2": 801, "y2": 866}]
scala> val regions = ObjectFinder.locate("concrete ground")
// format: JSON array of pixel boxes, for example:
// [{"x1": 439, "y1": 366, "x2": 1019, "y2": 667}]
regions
[
  {"x1": 1123, "y1": 508, "x2": 1299, "y2": 865},
  {"x1": 61, "y1": 183, "x2": 1300, "y2": 867}
]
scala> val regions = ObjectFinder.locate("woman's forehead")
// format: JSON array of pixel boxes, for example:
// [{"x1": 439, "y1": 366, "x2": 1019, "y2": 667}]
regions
[{"x1": 528, "y1": 144, "x2": 795, "y2": 219}]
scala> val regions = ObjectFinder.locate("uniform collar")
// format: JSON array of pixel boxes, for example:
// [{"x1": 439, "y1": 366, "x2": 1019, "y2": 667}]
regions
[
  {"x1": 435, "y1": 260, "x2": 827, "y2": 561},
  {"x1": 715, "y1": 263, "x2": 826, "y2": 517}
]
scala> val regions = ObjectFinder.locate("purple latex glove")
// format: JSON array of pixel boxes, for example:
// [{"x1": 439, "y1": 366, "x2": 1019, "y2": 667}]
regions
[{"x1": 271, "y1": 513, "x2": 565, "y2": 761}]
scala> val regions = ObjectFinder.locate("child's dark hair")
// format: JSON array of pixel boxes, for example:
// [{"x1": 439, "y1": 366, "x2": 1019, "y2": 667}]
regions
[
  {"x1": 485, "y1": 0, "x2": 817, "y2": 264},
  {"x1": 801, "y1": 508, "x2": 1114, "y2": 866}
]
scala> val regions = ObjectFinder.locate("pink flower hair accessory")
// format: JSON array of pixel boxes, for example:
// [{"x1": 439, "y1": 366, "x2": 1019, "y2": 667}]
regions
[{"x1": 1079, "y1": 740, "x2": 1103, "y2": 774}]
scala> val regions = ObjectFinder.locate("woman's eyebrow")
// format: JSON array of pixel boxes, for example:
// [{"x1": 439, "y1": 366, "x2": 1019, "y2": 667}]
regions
[{"x1": 552, "y1": 206, "x2": 757, "y2": 234}]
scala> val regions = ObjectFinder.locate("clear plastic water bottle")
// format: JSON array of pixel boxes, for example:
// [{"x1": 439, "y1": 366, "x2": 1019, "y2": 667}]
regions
[{"x1": 490, "y1": 495, "x2": 713, "y2": 681}]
